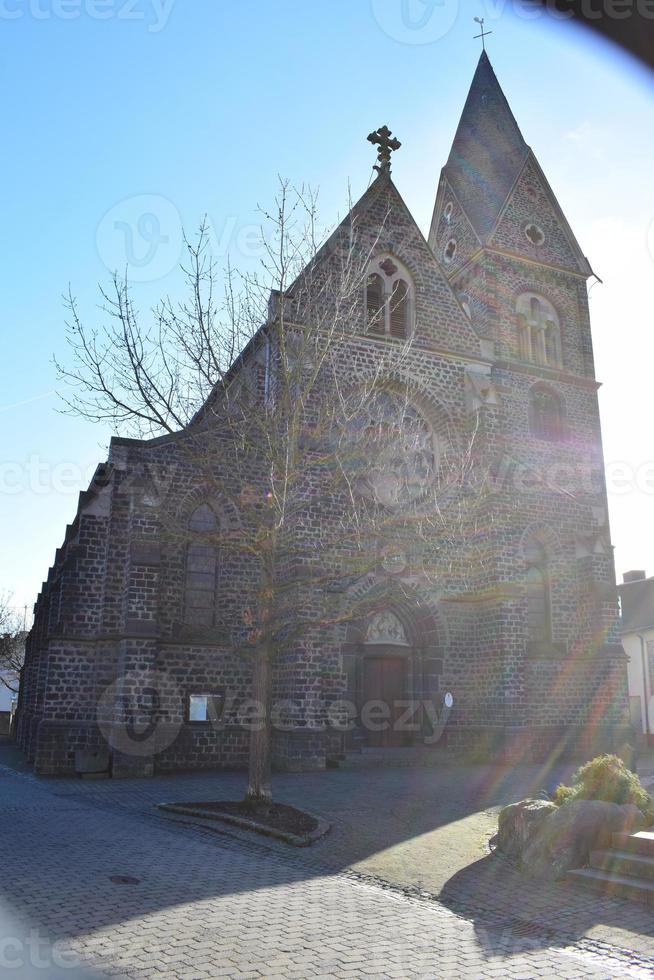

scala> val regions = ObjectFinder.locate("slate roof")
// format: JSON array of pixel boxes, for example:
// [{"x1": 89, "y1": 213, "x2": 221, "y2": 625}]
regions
[{"x1": 443, "y1": 50, "x2": 529, "y2": 242}]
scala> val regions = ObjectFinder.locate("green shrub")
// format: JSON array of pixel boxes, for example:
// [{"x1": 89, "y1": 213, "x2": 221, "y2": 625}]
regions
[{"x1": 553, "y1": 754, "x2": 653, "y2": 819}]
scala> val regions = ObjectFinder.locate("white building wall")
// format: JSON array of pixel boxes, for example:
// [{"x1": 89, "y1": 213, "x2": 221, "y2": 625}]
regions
[{"x1": 622, "y1": 629, "x2": 654, "y2": 737}]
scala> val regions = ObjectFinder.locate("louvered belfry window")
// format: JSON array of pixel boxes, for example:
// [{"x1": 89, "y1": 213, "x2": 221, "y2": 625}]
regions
[
  {"x1": 389, "y1": 280, "x2": 409, "y2": 338},
  {"x1": 366, "y1": 273, "x2": 385, "y2": 334}
]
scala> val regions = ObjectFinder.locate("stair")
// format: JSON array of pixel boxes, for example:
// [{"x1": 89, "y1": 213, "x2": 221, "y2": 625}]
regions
[
  {"x1": 567, "y1": 830, "x2": 654, "y2": 904},
  {"x1": 328, "y1": 746, "x2": 446, "y2": 769}
]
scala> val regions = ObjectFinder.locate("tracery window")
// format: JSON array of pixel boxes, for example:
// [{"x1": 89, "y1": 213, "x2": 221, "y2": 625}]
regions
[
  {"x1": 525, "y1": 223, "x2": 545, "y2": 246},
  {"x1": 185, "y1": 504, "x2": 218, "y2": 627},
  {"x1": 365, "y1": 256, "x2": 413, "y2": 340},
  {"x1": 516, "y1": 292, "x2": 562, "y2": 368},
  {"x1": 345, "y1": 390, "x2": 438, "y2": 507}
]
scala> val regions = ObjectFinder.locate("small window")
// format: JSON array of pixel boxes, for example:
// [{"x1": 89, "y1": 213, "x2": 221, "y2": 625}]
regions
[
  {"x1": 443, "y1": 201, "x2": 453, "y2": 222},
  {"x1": 443, "y1": 239, "x2": 457, "y2": 264},
  {"x1": 523, "y1": 538, "x2": 551, "y2": 644},
  {"x1": 529, "y1": 386, "x2": 564, "y2": 441},
  {"x1": 187, "y1": 693, "x2": 224, "y2": 724},
  {"x1": 525, "y1": 223, "x2": 545, "y2": 246}
]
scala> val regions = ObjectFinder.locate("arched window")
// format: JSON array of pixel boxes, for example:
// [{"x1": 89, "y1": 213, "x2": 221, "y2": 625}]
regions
[
  {"x1": 364, "y1": 256, "x2": 413, "y2": 340},
  {"x1": 185, "y1": 504, "x2": 218, "y2": 627},
  {"x1": 516, "y1": 293, "x2": 562, "y2": 368},
  {"x1": 529, "y1": 385, "x2": 564, "y2": 441},
  {"x1": 523, "y1": 537, "x2": 551, "y2": 644}
]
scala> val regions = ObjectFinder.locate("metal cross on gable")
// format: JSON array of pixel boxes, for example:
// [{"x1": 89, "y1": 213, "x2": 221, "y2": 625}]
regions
[
  {"x1": 473, "y1": 16, "x2": 492, "y2": 51},
  {"x1": 367, "y1": 125, "x2": 401, "y2": 177}
]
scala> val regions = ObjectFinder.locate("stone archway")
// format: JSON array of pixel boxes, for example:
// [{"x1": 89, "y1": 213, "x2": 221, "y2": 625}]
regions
[{"x1": 341, "y1": 598, "x2": 445, "y2": 750}]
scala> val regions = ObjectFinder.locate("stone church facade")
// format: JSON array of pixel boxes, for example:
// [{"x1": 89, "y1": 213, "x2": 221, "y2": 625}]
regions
[{"x1": 16, "y1": 53, "x2": 630, "y2": 776}]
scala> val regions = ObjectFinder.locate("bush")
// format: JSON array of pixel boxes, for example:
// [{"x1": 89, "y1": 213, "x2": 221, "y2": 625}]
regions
[{"x1": 554, "y1": 754, "x2": 653, "y2": 819}]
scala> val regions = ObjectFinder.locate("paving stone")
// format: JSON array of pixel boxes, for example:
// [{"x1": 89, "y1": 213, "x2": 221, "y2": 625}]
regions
[{"x1": 0, "y1": 763, "x2": 652, "y2": 978}]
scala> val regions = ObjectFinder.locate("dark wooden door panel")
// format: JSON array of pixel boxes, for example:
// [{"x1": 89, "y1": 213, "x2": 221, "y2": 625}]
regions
[{"x1": 363, "y1": 656, "x2": 405, "y2": 747}]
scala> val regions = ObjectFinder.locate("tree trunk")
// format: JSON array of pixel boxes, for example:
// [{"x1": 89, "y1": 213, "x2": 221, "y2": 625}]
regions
[{"x1": 246, "y1": 647, "x2": 273, "y2": 802}]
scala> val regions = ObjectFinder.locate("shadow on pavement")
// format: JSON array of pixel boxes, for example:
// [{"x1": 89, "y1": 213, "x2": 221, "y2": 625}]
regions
[{"x1": 0, "y1": 743, "x2": 652, "y2": 964}]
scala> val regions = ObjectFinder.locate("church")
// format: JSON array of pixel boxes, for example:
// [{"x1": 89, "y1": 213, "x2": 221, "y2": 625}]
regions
[{"x1": 16, "y1": 52, "x2": 631, "y2": 777}]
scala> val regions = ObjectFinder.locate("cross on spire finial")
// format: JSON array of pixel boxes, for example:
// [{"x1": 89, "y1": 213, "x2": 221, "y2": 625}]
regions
[
  {"x1": 367, "y1": 125, "x2": 401, "y2": 177},
  {"x1": 473, "y1": 16, "x2": 492, "y2": 51}
]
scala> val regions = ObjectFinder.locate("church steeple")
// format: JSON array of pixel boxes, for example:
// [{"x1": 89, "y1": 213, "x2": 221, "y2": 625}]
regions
[
  {"x1": 442, "y1": 50, "x2": 529, "y2": 242},
  {"x1": 430, "y1": 52, "x2": 592, "y2": 278}
]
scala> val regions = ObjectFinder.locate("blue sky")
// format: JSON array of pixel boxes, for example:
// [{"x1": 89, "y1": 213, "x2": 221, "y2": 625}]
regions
[{"x1": 2, "y1": 0, "x2": 654, "y2": 618}]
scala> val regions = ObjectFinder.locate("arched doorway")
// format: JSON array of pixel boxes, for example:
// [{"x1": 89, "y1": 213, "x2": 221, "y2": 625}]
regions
[{"x1": 341, "y1": 603, "x2": 444, "y2": 750}]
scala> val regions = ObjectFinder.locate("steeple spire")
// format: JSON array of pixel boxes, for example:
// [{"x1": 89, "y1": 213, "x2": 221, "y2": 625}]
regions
[
  {"x1": 442, "y1": 51, "x2": 529, "y2": 241},
  {"x1": 430, "y1": 51, "x2": 592, "y2": 280}
]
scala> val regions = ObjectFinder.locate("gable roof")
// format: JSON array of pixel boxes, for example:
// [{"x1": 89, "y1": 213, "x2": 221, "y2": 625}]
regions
[{"x1": 288, "y1": 171, "x2": 484, "y2": 355}]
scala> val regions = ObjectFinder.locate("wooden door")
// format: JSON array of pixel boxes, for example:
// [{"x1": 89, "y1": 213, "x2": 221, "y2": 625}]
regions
[{"x1": 362, "y1": 656, "x2": 405, "y2": 747}]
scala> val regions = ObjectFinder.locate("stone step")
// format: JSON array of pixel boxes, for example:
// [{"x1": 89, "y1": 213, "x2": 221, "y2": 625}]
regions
[
  {"x1": 332, "y1": 746, "x2": 446, "y2": 769},
  {"x1": 589, "y1": 848, "x2": 654, "y2": 881},
  {"x1": 612, "y1": 830, "x2": 654, "y2": 857},
  {"x1": 567, "y1": 866, "x2": 654, "y2": 904}
]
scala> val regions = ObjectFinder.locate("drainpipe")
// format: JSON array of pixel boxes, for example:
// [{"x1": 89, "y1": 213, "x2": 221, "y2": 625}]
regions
[{"x1": 636, "y1": 633, "x2": 652, "y2": 741}]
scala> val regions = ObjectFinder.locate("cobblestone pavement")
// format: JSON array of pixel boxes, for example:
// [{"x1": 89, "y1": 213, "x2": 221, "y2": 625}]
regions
[{"x1": 0, "y1": 762, "x2": 653, "y2": 978}]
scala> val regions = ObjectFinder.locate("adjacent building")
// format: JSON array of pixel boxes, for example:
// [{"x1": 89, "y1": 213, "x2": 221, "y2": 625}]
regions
[{"x1": 619, "y1": 570, "x2": 654, "y2": 745}]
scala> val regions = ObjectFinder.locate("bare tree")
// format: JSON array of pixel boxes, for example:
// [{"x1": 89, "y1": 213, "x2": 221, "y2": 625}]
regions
[
  {"x1": 56, "y1": 183, "x2": 483, "y2": 800},
  {"x1": 0, "y1": 595, "x2": 24, "y2": 694}
]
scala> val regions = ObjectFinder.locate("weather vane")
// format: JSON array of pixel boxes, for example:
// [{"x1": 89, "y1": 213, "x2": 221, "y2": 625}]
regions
[
  {"x1": 367, "y1": 125, "x2": 401, "y2": 177},
  {"x1": 473, "y1": 16, "x2": 492, "y2": 51}
]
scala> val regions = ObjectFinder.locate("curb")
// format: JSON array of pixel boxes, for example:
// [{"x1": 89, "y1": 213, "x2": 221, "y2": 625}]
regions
[{"x1": 156, "y1": 802, "x2": 331, "y2": 847}]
